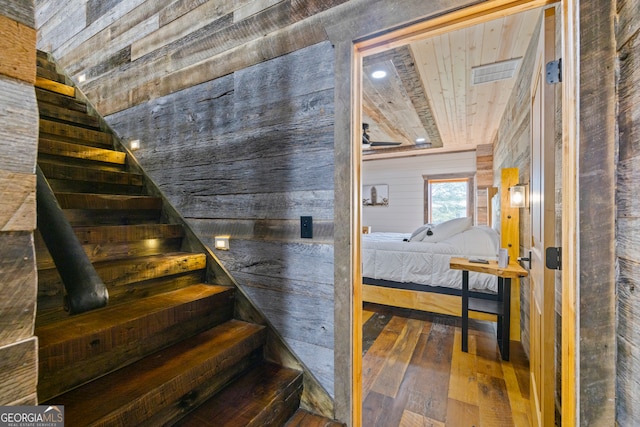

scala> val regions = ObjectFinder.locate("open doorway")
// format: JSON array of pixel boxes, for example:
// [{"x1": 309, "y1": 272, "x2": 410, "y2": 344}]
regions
[{"x1": 352, "y1": 2, "x2": 563, "y2": 426}]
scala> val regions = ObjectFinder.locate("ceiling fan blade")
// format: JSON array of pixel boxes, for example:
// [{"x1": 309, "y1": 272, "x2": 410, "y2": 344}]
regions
[{"x1": 370, "y1": 141, "x2": 402, "y2": 146}]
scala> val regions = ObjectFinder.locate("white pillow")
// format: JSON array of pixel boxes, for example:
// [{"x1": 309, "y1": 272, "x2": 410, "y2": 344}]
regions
[
  {"x1": 419, "y1": 217, "x2": 472, "y2": 243},
  {"x1": 409, "y1": 224, "x2": 434, "y2": 241}
]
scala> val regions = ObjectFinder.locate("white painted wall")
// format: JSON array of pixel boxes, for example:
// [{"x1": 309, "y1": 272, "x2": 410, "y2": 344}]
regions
[{"x1": 362, "y1": 151, "x2": 476, "y2": 232}]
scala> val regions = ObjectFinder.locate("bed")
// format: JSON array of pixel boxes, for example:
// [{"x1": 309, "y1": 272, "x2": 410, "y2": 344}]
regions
[{"x1": 362, "y1": 168, "x2": 522, "y2": 341}]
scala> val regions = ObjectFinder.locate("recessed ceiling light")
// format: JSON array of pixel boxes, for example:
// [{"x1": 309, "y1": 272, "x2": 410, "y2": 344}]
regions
[
  {"x1": 371, "y1": 70, "x2": 387, "y2": 79},
  {"x1": 415, "y1": 137, "x2": 426, "y2": 143},
  {"x1": 78, "y1": 74, "x2": 86, "y2": 83}
]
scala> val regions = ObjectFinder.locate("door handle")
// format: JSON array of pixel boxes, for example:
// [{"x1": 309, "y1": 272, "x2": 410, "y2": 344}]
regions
[{"x1": 517, "y1": 251, "x2": 531, "y2": 269}]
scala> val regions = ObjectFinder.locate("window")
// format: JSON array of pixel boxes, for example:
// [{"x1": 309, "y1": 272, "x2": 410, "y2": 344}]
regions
[{"x1": 424, "y1": 173, "x2": 475, "y2": 224}]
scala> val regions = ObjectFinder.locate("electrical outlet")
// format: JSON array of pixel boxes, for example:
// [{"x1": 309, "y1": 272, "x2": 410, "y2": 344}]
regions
[{"x1": 301, "y1": 216, "x2": 313, "y2": 238}]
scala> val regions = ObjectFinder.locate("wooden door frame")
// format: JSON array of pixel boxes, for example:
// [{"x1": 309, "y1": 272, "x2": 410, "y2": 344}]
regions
[{"x1": 350, "y1": 1, "x2": 576, "y2": 425}]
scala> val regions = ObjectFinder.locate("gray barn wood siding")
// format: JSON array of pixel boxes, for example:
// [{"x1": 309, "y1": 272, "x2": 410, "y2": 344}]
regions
[
  {"x1": 106, "y1": 41, "x2": 336, "y2": 395},
  {"x1": 617, "y1": 0, "x2": 640, "y2": 424}
]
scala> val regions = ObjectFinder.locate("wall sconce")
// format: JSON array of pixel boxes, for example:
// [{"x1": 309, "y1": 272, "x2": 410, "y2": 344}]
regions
[
  {"x1": 130, "y1": 139, "x2": 141, "y2": 151},
  {"x1": 509, "y1": 184, "x2": 528, "y2": 208},
  {"x1": 214, "y1": 236, "x2": 230, "y2": 251}
]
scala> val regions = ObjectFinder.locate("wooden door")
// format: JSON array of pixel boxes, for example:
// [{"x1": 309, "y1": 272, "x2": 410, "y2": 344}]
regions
[{"x1": 529, "y1": 8, "x2": 557, "y2": 427}]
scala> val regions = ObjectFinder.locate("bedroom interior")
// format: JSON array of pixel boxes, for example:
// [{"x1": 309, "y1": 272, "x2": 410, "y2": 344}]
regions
[{"x1": 358, "y1": 4, "x2": 558, "y2": 426}]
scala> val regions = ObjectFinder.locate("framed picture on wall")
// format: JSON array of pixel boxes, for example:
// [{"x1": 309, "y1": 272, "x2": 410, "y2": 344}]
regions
[{"x1": 363, "y1": 184, "x2": 389, "y2": 206}]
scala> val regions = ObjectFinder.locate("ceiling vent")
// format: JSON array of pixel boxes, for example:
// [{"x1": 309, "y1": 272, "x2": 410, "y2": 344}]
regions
[{"x1": 471, "y1": 58, "x2": 522, "y2": 85}]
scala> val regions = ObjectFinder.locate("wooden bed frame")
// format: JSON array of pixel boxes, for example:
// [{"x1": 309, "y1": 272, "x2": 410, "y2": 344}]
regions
[{"x1": 362, "y1": 168, "x2": 522, "y2": 341}]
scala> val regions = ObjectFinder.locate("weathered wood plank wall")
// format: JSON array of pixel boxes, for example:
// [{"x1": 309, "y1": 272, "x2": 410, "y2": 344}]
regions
[
  {"x1": 0, "y1": 0, "x2": 38, "y2": 406},
  {"x1": 616, "y1": 0, "x2": 640, "y2": 424},
  {"x1": 578, "y1": 0, "x2": 617, "y2": 424},
  {"x1": 106, "y1": 40, "x2": 337, "y2": 395}
]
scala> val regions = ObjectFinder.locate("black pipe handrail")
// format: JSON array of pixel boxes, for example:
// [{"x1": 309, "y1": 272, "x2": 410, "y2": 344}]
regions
[{"x1": 36, "y1": 165, "x2": 108, "y2": 314}]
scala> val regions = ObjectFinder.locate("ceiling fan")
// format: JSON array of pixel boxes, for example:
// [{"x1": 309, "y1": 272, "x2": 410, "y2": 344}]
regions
[{"x1": 362, "y1": 123, "x2": 402, "y2": 148}]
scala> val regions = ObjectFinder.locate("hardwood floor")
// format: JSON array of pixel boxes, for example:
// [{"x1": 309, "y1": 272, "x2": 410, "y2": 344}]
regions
[{"x1": 362, "y1": 303, "x2": 531, "y2": 427}]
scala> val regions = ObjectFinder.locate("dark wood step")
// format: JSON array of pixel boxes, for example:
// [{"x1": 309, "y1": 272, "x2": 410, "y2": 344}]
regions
[
  {"x1": 38, "y1": 251, "x2": 207, "y2": 290},
  {"x1": 37, "y1": 65, "x2": 67, "y2": 84},
  {"x1": 40, "y1": 119, "x2": 112, "y2": 148},
  {"x1": 37, "y1": 253, "x2": 208, "y2": 314},
  {"x1": 45, "y1": 320, "x2": 267, "y2": 427},
  {"x1": 39, "y1": 161, "x2": 143, "y2": 187},
  {"x1": 62, "y1": 209, "x2": 161, "y2": 226},
  {"x1": 37, "y1": 271, "x2": 205, "y2": 326},
  {"x1": 285, "y1": 409, "x2": 345, "y2": 427},
  {"x1": 38, "y1": 138, "x2": 126, "y2": 168},
  {"x1": 35, "y1": 88, "x2": 87, "y2": 113},
  {"x1": 36, "y1": 54, "x2": 57, "y2": 73},
  {"x1": 38, "y1": 100, "x2": 101, "y2": 129},
  {"x1": 71, "y1": 223, "x2": 185, "y2": 244},
  {"x1": 34, "y1": 229, "x2": 182, "y2": 270},
  {"x1": 175, "y1": 362, "x2": 303, "y2": 427},
  {"x1": 55, "y1": 192, "x2": 162, "y2": 210},
  {"x1": 37, "y1": 284, "x2": 235, "y2": 401},
  {"x1": 36, "y1": 76, "x2": 74, "y2": 97}
]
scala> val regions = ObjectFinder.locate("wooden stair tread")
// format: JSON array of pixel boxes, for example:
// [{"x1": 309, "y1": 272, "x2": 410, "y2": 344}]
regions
[
  {"x1": 175, "y1": 362, "x2": 303, "y2": 427},
  {"x1": 39, "y1": 138, "x2": 126, "y2": 165},
  {"x1": 40, "y1": 119, "x2": 112, "y2": 148},
  {"x1": 36, "y1": 76, "x2": 75, "y2": 97},
  {"x1": 55, "y1": 192, "x2": 162, "y2": 210},
  {"x1": 39, "y1": 160, "x2": 143, "y2": 186},
  {"x1": 37, "y1": 284, "x2": 233, "y2": 348},
  {"x1": 47, "y1": 320, "x2": 267, "y2": 427}
]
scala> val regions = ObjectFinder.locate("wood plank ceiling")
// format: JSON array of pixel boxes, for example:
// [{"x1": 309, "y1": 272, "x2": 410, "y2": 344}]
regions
[{"x1": 362, "y1": 8, "x2": 542, "y2": 159}]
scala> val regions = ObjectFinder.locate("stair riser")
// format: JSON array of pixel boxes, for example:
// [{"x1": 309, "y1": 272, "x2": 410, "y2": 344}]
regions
[
  {"x1": 248, "y1": 381, "x2": 304, "y2": 427},
  {"x1": 71, "y1": 224, "x2": 185, "y2": 244},
  {"x1": 38, "y1": 254, "x2": 206, "y2": 295},
  {"x1": 35, "y1": 237, "x2": 183, "y2": 270},
  {"x1": 46, "y1": 179, "x2": 144, "y2": 195},
  {"x1": 36, "y1": 56, "x2": 57, "y2": 73},
  {"x1": 55, "y1": 193, "x2": 162, "y2": 210},
  {"x1": 40, "y1": 119, "x2": 112, "y2": 148},
  {"x1": 39, "y1": 288, "x2": 236, "y2": 401},
  {"x1": 139, "y1": 351, "x2": 263, "y2": 427},
  {"x1": 38, "y1": 101, "x2": 101, "y2": 129},
  {"x1": 39, "y1": 163, "x2": 143, "y2": 187},
  {"x1": 36, "y1": 88, "x2": 87, "y2": 113},
  {"x1": 38, "y1": 139, "x2": 125, "y2": 166},
  {"x1": 37, "y1": 272, "x2": 205, "y2": 326},
  {"x1": 63, "y1": 210, "x2": 160, "y2": 226},
  {"x1": 37, "y1": 66, "x2": 66, "y2": 84},
  {"x1": 176, "y1": 363, "x2": 303, "y2": 427},
  {"x1": 39, "y1": 154, "x2": 124, "y2": 172}
]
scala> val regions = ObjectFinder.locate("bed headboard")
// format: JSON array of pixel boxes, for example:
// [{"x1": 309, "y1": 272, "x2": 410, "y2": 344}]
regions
[{"x1": 500, "y1": 168, "x2": 520, "y2": 265}]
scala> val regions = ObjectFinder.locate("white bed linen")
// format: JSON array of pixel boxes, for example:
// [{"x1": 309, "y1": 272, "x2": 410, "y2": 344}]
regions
[{"x1": 362, "y1": 226, "x2": 500, "y2": 292}]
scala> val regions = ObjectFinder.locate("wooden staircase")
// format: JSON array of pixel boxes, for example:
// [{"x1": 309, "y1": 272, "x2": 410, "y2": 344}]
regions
[{"x1": 33, "y1": 50, "x2": 312, "y2": 426}]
